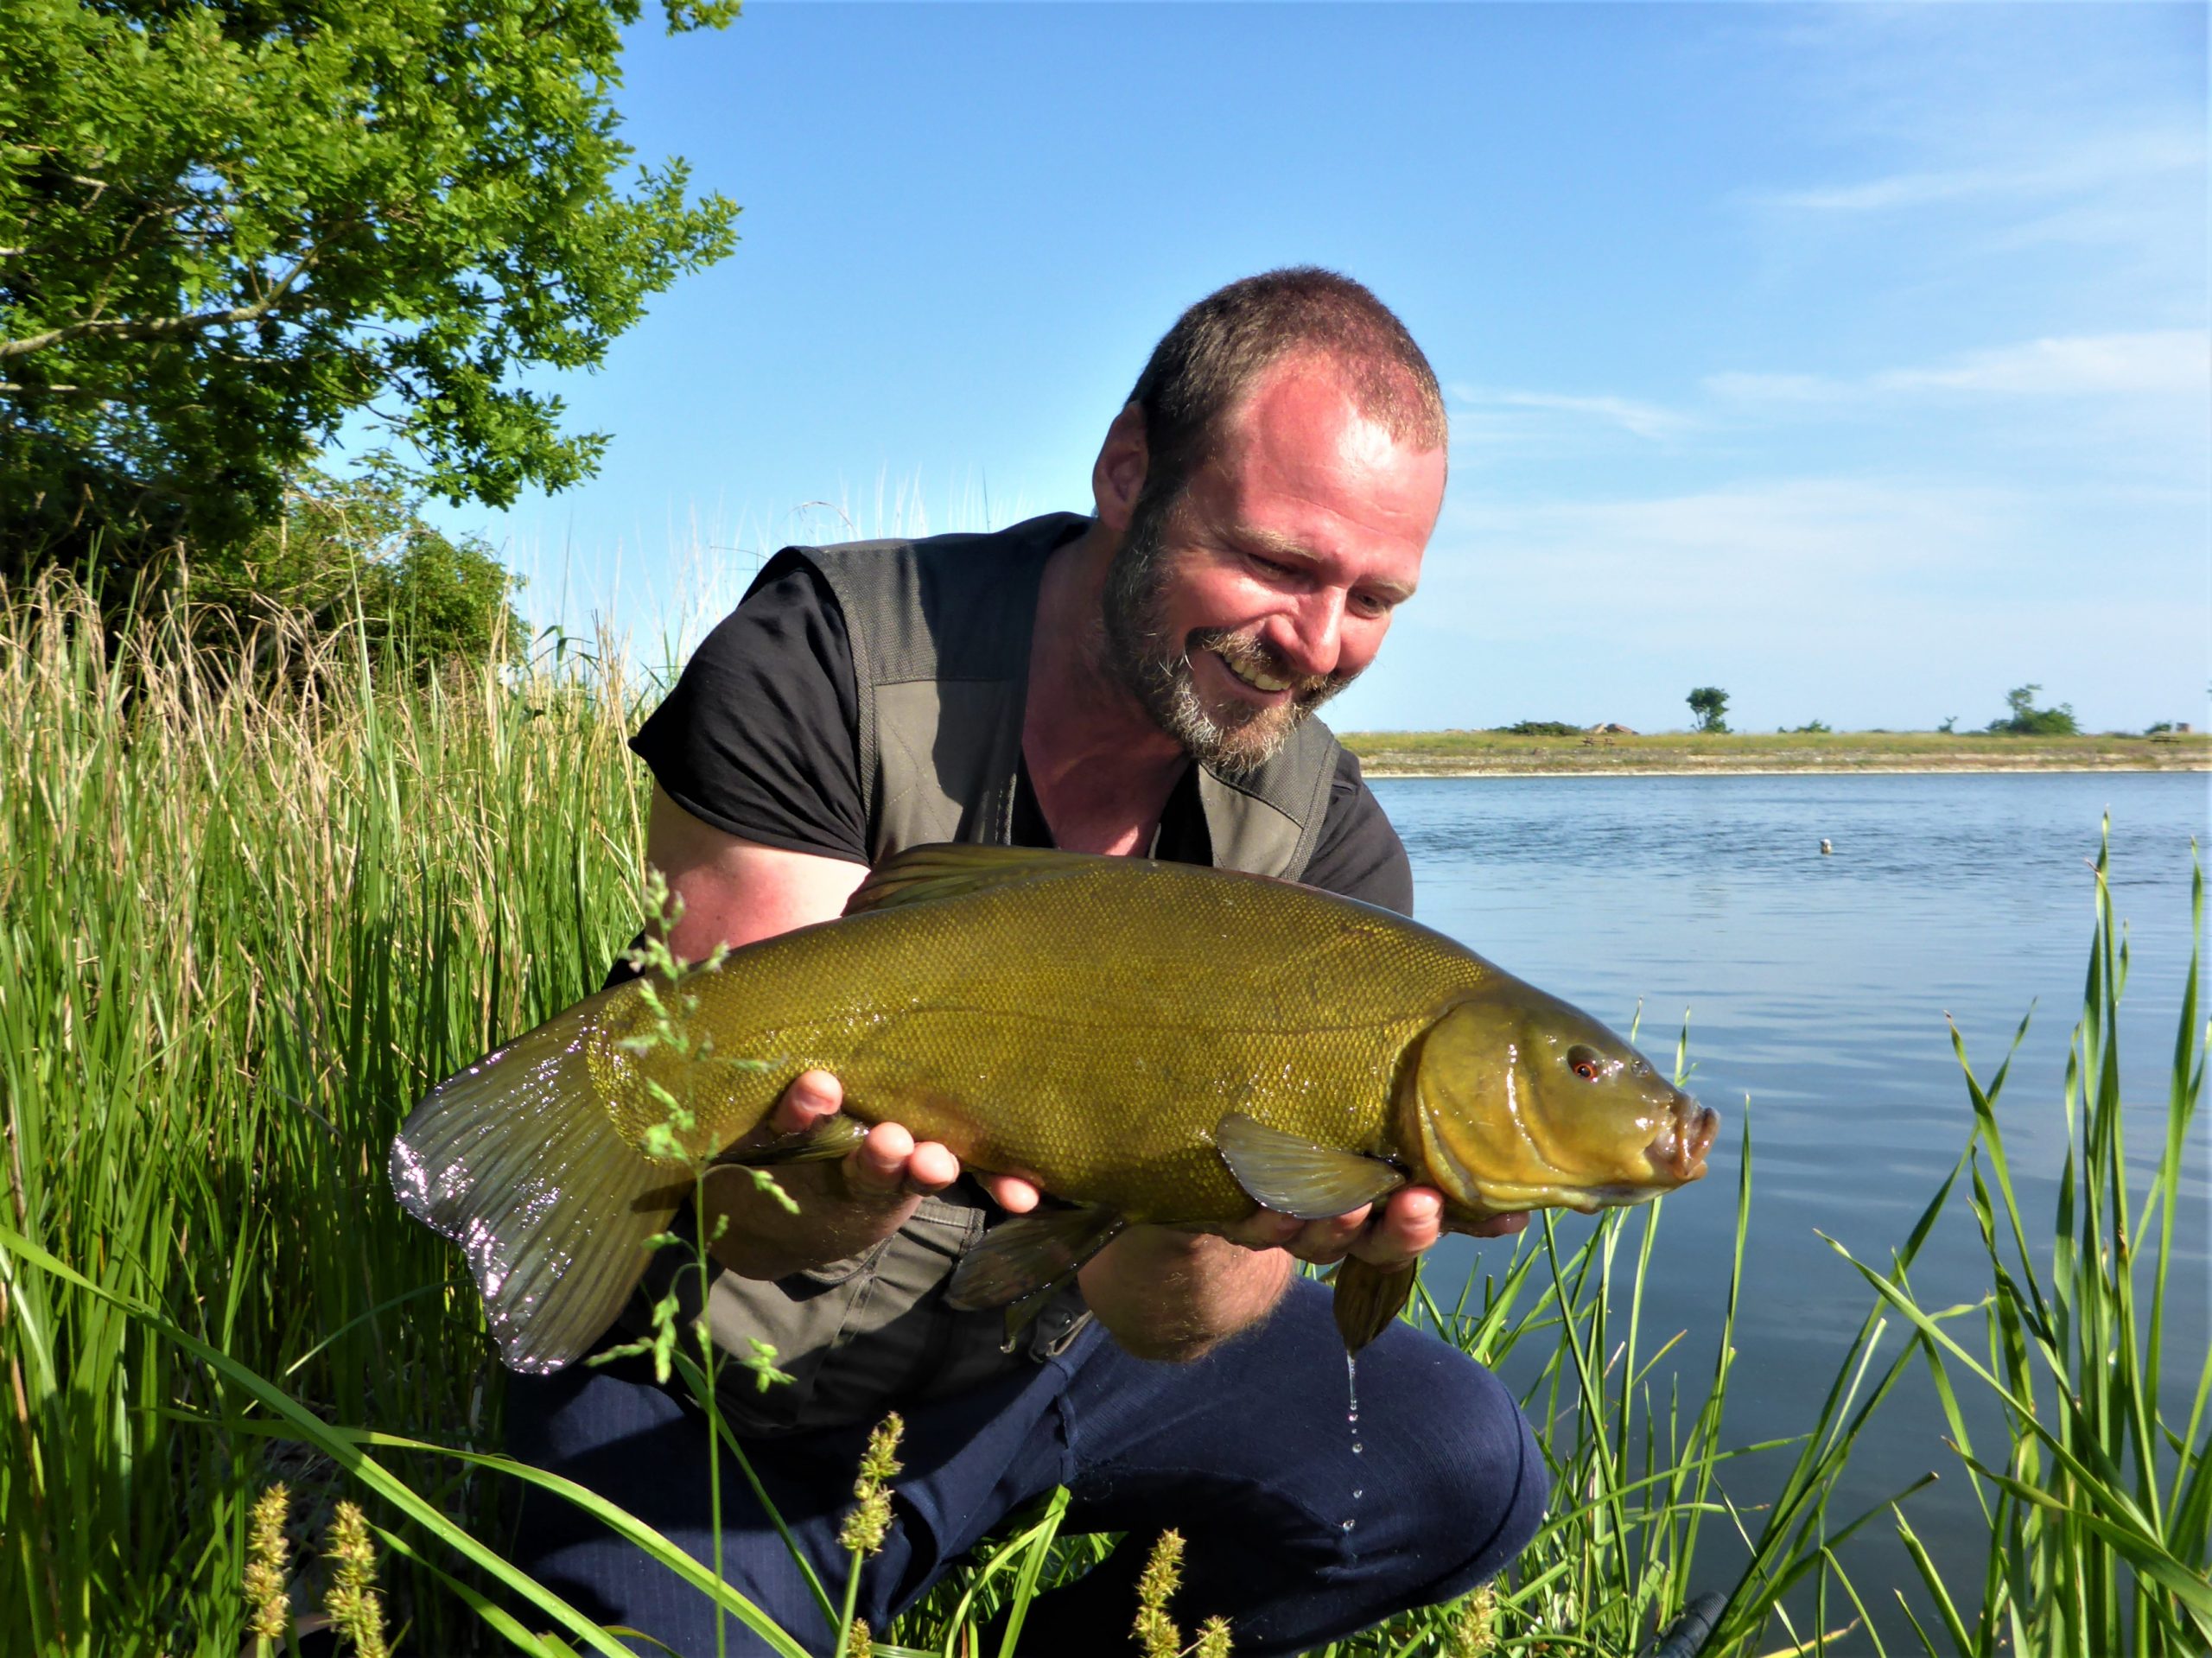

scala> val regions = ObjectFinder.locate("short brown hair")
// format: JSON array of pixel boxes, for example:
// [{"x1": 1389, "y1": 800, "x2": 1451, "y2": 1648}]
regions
[{"x1": 1126, "y1": 268, "x2": 1447, "y2": 503}]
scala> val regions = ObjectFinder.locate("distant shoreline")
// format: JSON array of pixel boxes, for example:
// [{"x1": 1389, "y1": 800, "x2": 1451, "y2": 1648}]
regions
[
  {"x1": 1339, "y1": 730, "x2": 2210, "y2": 778},
  {"x1": 1361, "y1": 765, "x2": 2209, "y2": 778}
]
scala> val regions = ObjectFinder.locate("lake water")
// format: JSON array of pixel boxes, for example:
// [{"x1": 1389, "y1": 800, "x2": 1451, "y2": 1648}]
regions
[{"x1": 1381, "y1": 771, "x2": 2209, "y2": 1636}]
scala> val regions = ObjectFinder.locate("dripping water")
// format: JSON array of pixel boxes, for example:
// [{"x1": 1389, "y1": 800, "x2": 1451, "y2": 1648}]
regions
[{"x1": 1342, "y1": 1351, "x2": 1364, "y2": 1534}]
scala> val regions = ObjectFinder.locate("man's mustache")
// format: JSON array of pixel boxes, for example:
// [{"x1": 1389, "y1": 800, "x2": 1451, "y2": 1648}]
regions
[{"x1": 1187, "y1": 626, "x2": 1351, "y2": 706}]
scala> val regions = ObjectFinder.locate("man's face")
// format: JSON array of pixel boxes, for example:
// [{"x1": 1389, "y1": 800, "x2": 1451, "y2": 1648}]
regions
[{"x1": 1103, "y1": 362, "x2": 1445, "y2": 775}]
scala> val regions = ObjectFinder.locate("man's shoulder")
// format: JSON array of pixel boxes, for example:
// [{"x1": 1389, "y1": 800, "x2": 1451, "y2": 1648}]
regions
[
  {"x1": 764, "y1": 513, "x2": 1090, "y2": 685},
  {"x1": 768, "y1": 512, "x2": 1091, "y2": 590}
]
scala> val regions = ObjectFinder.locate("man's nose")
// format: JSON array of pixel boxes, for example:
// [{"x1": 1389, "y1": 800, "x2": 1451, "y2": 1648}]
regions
[{"x1": 1270, "y1": 589, "x2": 1348, "y2": 679}]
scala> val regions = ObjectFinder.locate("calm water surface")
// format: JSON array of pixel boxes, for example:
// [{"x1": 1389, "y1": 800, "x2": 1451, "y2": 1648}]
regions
[{"x1": 1382, "y1": 772, "x2": 2209, "y2": 1629}]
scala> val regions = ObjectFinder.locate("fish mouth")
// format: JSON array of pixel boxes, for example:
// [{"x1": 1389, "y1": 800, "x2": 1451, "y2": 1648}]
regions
[{"x1": 1644, "y1": 1097, "x2": 1719, "y2": 1184}]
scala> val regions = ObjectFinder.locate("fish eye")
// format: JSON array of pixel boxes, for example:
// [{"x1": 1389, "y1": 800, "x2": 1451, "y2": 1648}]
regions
[{"x1": 1567, "y1": 1044, "x2": 1608, "y2": 1083}]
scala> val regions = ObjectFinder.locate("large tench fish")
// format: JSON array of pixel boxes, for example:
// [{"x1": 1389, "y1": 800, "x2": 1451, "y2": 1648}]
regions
[{"x1": 391, "y1": 844, "x2": 1717, "y2": 1374}]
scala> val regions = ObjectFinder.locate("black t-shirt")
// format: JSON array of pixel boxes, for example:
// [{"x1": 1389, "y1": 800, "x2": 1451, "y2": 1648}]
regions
[{"x1": 631, "y1": 551, "x2": 1414, "y2": 914}]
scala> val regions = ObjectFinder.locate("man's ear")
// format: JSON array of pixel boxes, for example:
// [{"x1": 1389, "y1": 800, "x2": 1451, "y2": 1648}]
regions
[{"x1": 1091, "y1": 402, "x2": 1149, "y2": 532}]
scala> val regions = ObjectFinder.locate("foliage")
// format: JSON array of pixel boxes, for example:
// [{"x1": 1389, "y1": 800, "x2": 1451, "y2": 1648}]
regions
[
  {"x1": 1687, "y1": 686, "x2": 1730, "y2": 734},
  {"x1": 1988, "y1": 685, "x2": 2080, "y2": 737},
  {"x1": 1492, "y1": 720, "x2": 1583, "y2": 737},
  {"x1": 1, "y1": 575, "x2": 2202, "y2": 1656},
  {"x1": 1826, "y1": 833, "x2": 2210, "y2": 1655},
  {"x1": 0, "y1": 0, "x2": 741, "y2": 578},
  {"x1": 1939, "y1": 716, "x2": 1959, "y2": 734},
  {"x1": 0, "y1": 572, "x2": 650, "y2": 1654},
  {"x1": 183, "y1": 467, "x2": 525, "y2": 677},
  {"x1": 1779, "y1": 720, "x2": 1831, "y2": 734}
]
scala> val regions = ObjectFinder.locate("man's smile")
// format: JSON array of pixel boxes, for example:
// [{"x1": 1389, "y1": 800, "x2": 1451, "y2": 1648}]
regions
[{"x1": 1211, "y1": 645, "x2": 1293, "y2": 697}]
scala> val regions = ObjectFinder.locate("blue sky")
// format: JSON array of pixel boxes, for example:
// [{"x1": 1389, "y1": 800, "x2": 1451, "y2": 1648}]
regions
[{"x1": 413, "y1": 3, "x2": 2209, "y2": 735}]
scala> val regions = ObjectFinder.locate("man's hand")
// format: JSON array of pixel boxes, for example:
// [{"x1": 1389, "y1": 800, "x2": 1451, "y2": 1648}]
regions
[
  {"x1": 1081, "y1": 1190, "x2": 1529, "y2": 1363},
  {"x1": 704, "y1": 1069, "x2": 1044, "y2": 1280}
]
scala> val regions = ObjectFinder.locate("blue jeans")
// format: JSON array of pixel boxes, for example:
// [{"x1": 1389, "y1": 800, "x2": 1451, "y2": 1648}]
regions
[{"x1": 503, "y1": 1278, "x2": 1547, "y2": 1657}]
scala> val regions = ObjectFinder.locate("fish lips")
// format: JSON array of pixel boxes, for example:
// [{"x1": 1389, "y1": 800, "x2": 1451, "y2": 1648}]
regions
[{"x1": 1644, "y1": 1097, "x2": 1720, "y2": 1185}]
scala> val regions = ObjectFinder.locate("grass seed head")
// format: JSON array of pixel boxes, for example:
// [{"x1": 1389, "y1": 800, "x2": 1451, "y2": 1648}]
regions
[
  {"x1": 321, "y1": 1500, "x2": 391, "y2": 1658},
  {"x1": 839, "y1": 1411, "x2": 906, "y2": 1557},
  {"x1": 243, "y1": 1483, "x2": 292, "y2": 1642},
  {"x1": 1132, "y1": 1528, "x2": 1186, "y2": 1658}
]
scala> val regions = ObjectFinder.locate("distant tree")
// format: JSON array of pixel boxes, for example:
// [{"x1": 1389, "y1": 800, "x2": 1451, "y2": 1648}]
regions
[
  {"x1": 1987, "y1": 684, "x2": 2079, "y2": 736},
  {"x1": 1779, "y1": 719, "x2": 1831, "y2": 734},
  {"x1": 2, "y1": 0, "x2": 741, "y2": 588},
  {"x1": 1937, "y1": 715, "x2": 1958, "y2": 734},
  {"x1": 1687, "y1": 686, "x2": 1731, "y2": 734}
]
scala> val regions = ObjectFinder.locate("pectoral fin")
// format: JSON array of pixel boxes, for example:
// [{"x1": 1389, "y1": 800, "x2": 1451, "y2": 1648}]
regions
[
  {"x1": 1214, "y1": 1114, "x2": 1408, "y2": 1220},
  {"x1": 1332, "y1": 1255, "x2": 1419, "y2": 1352},
  {"x1": 946, "y1": 1204, "x2": 1128, "y2": 1312},
  {"x1": 710, "y1": 1113, "x2": 868, "y2": 1167}
]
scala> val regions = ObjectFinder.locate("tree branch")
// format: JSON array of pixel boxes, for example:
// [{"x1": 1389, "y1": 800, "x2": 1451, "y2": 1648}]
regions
[{"x1": 0, "y1": 245, "x2": 320, "y2": 359}]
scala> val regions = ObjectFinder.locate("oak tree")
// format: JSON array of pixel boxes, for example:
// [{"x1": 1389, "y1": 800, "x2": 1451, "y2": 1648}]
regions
[{"x1": 1, "y1": 0, "x2": 741, "y2": 581}]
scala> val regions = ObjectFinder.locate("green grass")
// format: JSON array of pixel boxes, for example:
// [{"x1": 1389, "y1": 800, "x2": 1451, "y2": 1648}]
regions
[{"x1": 0, "y1": 576, "x2": 2202, "y2": 1656}]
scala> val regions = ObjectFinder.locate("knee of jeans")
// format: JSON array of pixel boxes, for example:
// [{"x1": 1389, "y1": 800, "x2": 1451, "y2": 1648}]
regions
[{"x1": 1413, "y1": 1373, "x2": 1550, "y2": 1601}]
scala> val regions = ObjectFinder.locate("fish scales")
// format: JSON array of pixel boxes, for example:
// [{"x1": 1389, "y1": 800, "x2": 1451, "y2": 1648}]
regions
[
  {"x1": 594, "y1": 855, "x2": 1488, "y2": 1221},
  {"x1": 392, "y1": 843, "x2": 1716, "y2": 1371}
]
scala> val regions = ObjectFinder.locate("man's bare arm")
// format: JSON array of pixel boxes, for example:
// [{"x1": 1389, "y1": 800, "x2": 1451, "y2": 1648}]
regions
[{"x1": 645, "y1": 789, "x2": 1043, "y2": 1278}]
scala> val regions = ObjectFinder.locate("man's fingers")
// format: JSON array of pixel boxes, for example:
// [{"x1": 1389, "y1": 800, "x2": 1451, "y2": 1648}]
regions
[
  {"x1": 906, "y1": 1140, "x2": 960, "y2": 1193},
  {"x1": 772, "y1": 1068, "x2": 843, "y2": 1134},
  {"x1": 979, "y1": 1171, "x2": 1042, "y2": 1214},
  {"x1": 1352, "y1": 1186, "x2": 1445, "y2": 1265},
  {"x1": 846, "y1": 1121, "x2": 916, "y2": 1197},
  {"x1": 845, "y1": 1121, "x2": 961, "y2": 1200}
]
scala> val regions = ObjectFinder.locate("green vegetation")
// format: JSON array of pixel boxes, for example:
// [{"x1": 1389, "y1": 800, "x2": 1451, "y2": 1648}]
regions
[
  {"x1": 1, "y1": 0, "x2": 741, "y2": 581},
  {"x1": 0, "y1": 578, "x2": 2202, "y2": 1655},
  {"x1": 1688, "y1": 687, "x2": 1731, "y2": 734},
  {"x1": 1988, "y1": 685, "x2": 2081, "y2": 738},
  {"x1": 179, "y1": 467, "x2": 526, "y2": 677},
  {"x1": 1495, "y1": 720, "x2": 1586, "y2": 738},
  {"x1": 1343, "y1": 727, "x2": 2210, "y2": 775}
]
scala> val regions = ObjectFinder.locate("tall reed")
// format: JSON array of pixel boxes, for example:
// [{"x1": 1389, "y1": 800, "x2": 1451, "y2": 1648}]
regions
[{"x1": 0, "y1": 576, "x2": 649, "y2": 1653}]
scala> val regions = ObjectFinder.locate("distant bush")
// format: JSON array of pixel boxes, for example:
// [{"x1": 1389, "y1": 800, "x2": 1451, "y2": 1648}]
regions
[
  {"x1": 1987, "y1": 684, "x2": 2079, "y2": 736},
  {"x1": 1494, "y1": 721, "x2": 1584, "y2": 737},
  {"x1": 181, "y1": 469, "x2": 524, "y2": 680},
  {"x1": 2145, "y1": 721, "x2": 2175, "y2": 735},
  {"x1": 1777, "y1": 720, "x2": 1832, "y2": 734}
]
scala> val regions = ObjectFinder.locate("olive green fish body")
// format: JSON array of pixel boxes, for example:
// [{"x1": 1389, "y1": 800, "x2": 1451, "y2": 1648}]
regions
[
  {"x1": 392, "y1": 844, "x2": 1713, "y2": 1373},
  {"x1": 592, "y1": 855, "x2": 1489, "y2": 1223}
]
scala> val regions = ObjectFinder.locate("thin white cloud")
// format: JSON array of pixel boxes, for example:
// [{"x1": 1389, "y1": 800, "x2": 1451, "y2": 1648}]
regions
[
  {"x1": 1876, "y1": 333, "x2": 2208, "y2": 397},
  {"x1": 1706, "y1": 331, "x2": 2209, "y2": 404},
  {"x1": 1448, "y1": 384, "x2": 1694, "y2": 442},
  {"x1": 1748, "y1": 129, "x2": 2202, "y2": 215}
]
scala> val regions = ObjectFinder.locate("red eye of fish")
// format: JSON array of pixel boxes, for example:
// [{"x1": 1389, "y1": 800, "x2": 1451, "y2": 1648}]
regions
[{"x1": 1567, "y1": 1044, "x2": 1606, "y2": 1082}]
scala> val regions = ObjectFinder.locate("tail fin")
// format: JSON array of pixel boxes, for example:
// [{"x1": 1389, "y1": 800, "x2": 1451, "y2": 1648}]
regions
[{"x1": 390, "y1": 999, "x2": 685, "y2": 1374}]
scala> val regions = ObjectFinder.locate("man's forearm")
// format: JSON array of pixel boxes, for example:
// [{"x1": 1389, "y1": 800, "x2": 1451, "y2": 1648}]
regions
[{"x1": 1077, "y1": 1226, "x2": 1294, "y2": 1363}]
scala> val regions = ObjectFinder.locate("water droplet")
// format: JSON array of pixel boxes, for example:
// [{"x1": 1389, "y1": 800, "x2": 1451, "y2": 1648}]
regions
[
  {"x1": 1351, "y1": 1441, "x2": 1363, "y2": 1454},
  {"x1": 1340, "y1": 1518, "x2": 1356, "y2": 1532},
  {"x1": 1352, "y1": 1489, "x2": 1364, "y2": 1501}
]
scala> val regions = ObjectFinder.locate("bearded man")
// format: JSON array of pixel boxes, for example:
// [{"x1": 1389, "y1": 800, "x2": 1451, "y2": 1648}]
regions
[{"x1": 505, "y1": 269, "x2": 1548, "y2": 1657}]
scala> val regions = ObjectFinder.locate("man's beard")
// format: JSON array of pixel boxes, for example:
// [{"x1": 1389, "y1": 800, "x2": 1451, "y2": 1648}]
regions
[{"x1": 1099, "y1": 487, "x2": 1358, "y2": 778}]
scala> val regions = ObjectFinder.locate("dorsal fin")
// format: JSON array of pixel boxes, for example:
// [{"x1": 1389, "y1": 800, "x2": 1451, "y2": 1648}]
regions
[{"x1": 842, "y1": 842, "x2": 1116, "y2": 916}]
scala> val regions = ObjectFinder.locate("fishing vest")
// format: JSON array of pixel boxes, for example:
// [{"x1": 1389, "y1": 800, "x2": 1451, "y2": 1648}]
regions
[{"x1": 677, "y1": 511, "x2": 1348, "y2": 1433}]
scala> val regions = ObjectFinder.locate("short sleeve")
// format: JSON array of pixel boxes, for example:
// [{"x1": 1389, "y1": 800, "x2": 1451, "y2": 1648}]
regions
[
  {"x1": 1300, "y1": 748, "x2": 1414, "y2": 915},
  {"x1": 628, "y1": 553, "x2": 872, "y2": 865}
]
